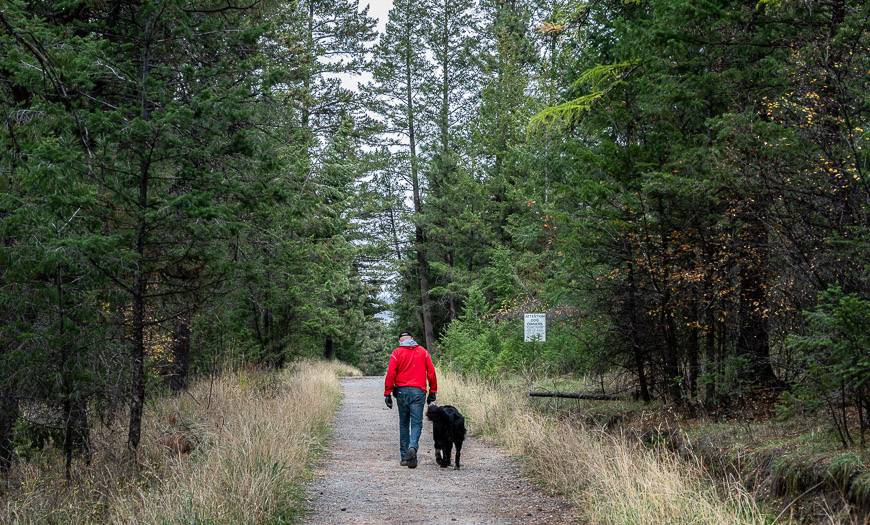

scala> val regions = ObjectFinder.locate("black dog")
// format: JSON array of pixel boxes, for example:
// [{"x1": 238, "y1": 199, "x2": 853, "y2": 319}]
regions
[{"x1": 426, "y1": 404, "x2": 466, "y2": 470}]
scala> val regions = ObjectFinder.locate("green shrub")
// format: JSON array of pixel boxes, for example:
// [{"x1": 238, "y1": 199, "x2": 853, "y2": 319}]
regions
[
  {"x1": 786, "y1": 286, "x2": 870, "y2": 448},
  {"x1": 439, "y1": 287, "x2": 598, "y2": 377}
]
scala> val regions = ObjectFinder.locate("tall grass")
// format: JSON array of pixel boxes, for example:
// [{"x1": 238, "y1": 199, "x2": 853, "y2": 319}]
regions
[
  {"x1": 2, "y1": 360, "x2": 360, "y2": 524},
  {"x1": 439, "y1": 370, "x2": 770, "y2": 525}
]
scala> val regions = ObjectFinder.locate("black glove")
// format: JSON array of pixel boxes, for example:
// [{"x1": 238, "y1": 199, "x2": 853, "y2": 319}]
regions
[
  {"x1": 384, "y1": 395, "x2": 393, "y2": 409},
  {"x1": 426, "y1": 393, "x2": 436, "y2": 405}
]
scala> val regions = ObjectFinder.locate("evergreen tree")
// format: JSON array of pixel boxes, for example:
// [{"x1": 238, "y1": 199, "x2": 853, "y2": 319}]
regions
[
  {"x1": 475, "y1": 0, "x2": 538, "y2": 248},
  {"x1": 365, "y1": 0, "x2": 438, "y2": 350},
  {"x1": 420, "y1": 0, "x2": 485, "y2": 324},
  {"x1": 0, "y1": 0, "x2": 383, "y2": 468}
]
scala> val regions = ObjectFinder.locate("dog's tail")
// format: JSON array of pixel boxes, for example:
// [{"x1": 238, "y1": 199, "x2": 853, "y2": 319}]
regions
[{"x1": 456, "y1": 414, "x2": 467, "y2": 439}]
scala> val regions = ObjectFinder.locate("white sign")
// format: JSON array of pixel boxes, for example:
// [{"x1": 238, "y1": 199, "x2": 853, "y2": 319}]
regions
[{"x1": 524, "y1": 313, "x2": 546, "y2": 342}]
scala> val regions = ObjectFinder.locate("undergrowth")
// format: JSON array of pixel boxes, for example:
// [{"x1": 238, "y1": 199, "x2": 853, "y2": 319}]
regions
[
  {"x1": 1, "y1": 360, "x2": 360, "y2": 524},
  {"x1": 438, "y1": 369, "x2": 771, "y2": 525}
]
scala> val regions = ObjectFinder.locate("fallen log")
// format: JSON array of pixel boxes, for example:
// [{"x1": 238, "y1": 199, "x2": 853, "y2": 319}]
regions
[{"x1": 528, "y1": 391, "x2": 622, "y2": 400}]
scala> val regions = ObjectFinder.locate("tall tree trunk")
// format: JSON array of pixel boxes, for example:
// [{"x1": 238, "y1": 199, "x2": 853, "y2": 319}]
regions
[
  {"x1": 301, "y1": 0, "x2": 314, "y2": 140},
  {"x1": 736, "y1": 220, "x2": 777, "y2": 385},
  {"x1": 660, "y1": 283, "x2": 683, "y2": 404},
  {"x1": 63, "y1": 396, "x2": 91, "y2": 480},
  {"x1": 128, "y1": 34, "x2": 151, "y2": 451},
  {"x1": 388, "y1": 205, "x2": 403, "y2": 260},
  {"x1": 128, "y1": 157, "x2": 148, "y2": 451},
  {"x1": 168, "y1": 319, "x2": 191, "y2": 392},
  {"x1": 440, "y1": 0, "x2": 454, "y2": 325},
  {"x1": 251, "y1": 298, "x2": 264, "y2": 347},
  {"x1": 415, "y1": 231, "x2": 436, "y2": 351},
  {"x1": 58, "y1": 270, "x2": 78, "y2": 481},
  {"x1": 626, "y1": 260, "x2": 650, "y2": 402},
  {"x1": 323, "y1": 335, "x2": 335, "y2": 360},
  {"x1": 438, "y1": 0, "x2": 449, "y2": 158},
  {"x1": 404, "y1": 18, "x2": 435, "y2": 352},
  {"x1": 653, "y1": 200, "x2": 682, "y2": 404},
  {"x1": 0, "y1": 383, "x2": 17, "y2": 474},
  {"x1": 704, "y1": 307, "x2": 717, "y2": 406},
  {"x1": 687, "y1": 296, "x2": 700, "y2": 400},
  {"x1": 446, "y1": 251, "x2": 457, "y2": 321}
]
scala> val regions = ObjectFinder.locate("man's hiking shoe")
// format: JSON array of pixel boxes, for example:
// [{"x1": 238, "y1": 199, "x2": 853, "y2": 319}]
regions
[
  {"x1": 400, "y1": 459, "x2": 408, "y2": 466},
  {"x1": 405, "y1": 448, "x2": 417, "y2": 469}
]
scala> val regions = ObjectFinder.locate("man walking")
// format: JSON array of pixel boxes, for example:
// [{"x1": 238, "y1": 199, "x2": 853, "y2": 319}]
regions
[{"x1": 383, "y1": 332, "x2": 437, "y2": 468}]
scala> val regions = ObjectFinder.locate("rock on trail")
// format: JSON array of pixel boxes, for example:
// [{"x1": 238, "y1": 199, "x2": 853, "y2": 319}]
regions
[{"x1": 304, "y1": 376, "x2": 577, "y2": 524}]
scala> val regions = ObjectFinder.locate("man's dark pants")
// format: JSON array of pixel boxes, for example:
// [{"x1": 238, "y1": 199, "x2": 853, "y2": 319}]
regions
[{"x1": 395, "y1": 386, "x2": 425, "y2": 460}]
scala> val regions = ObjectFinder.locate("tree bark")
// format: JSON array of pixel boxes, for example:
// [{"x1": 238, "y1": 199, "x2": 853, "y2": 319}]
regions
[
  {"x1": 0, "y1": 384, "x2": 17, "y2": 474},
  {"x1": 438, "y1": 0, "x2": 449, "y2": 157},
  {"x1": 687, "y1": 297, "x2": 700, "y2": 400},
  {"x1": 446, "y1": 251, "x2": 457, "y2": 321},
  {"x1": 438, "y1": 0, "x2": 456, "y2": 325},
  {"x1": 626, "y1": 260, "x2": 650, "y2": 402},
  {"x1": 128, "y1": 157, "x2": 148, "y2": 451},
  {"x1": 736, "y1": 220, "x2": 778, "y2": 385},
  {"x1": 168, "y1": 320, "x2": 191, "y2": 392},
  {"x1": 388, "y1": 205, "x2": 402, "y2": 261},
  {"x1": 415, "y1": 233, "x2": 436, "y2": 351},
  {"x1": 704, "y1": 307, "x2": 717, "y2": 406},
  {"x1": 660, "y1": 284, "x2": 683, "y2": 404},
  {"x1": 128, "y1": 30, "x2": 151, "y2": 451},
  {"x1": 404, "y1": 17, "x2": 435, "y2": 352},
  {"x1": 324, "y1": 335, "x2": 335, "y2": 360},
  {"x1": 63, "y1": 396, "x2": 91, "y2": 480}
]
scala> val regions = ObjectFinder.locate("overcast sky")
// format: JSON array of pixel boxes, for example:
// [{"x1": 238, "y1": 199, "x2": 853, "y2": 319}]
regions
[
  {"x1": 338, "y1": 0, "x2": 393, "y2": 90},
  {"x1": 365, "y1": 0, "x2": 393, "y2": 32}
]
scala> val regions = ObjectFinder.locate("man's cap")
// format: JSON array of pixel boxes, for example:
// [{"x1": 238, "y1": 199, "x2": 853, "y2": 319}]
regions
[{"x1": 399, "y1": 331, "x2": 412, "y2": 338}]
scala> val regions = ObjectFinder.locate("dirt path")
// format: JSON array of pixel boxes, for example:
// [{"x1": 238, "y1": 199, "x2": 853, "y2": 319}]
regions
[{"x1": 304, "y1": 376, "x2": 577, "y2": 524}]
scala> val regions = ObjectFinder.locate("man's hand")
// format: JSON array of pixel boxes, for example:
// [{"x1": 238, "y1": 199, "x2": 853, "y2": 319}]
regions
[
  {"x1": 426, "y1": 393, "x2": 436, "y2": 405},
  {"x1": 384, "y1": 395, "x2": 393, "y2": 409}
]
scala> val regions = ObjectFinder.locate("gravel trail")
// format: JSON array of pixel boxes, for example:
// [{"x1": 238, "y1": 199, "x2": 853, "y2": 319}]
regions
[{"x1": 303, "y1": 376, "x2": 577, "y2": 524}]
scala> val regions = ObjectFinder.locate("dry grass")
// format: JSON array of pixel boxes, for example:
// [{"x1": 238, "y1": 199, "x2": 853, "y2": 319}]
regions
[
  {"x1": 2, "y1": 359, "x2": 360, "y2": 524},
  {"x1": 439, "y1": 370, "x2": 773, "y2": 525}
]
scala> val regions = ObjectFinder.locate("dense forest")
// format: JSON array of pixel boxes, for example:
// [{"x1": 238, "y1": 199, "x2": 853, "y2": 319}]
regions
[
  {"x1": 380, "y1": 0, "x2": 868, "y2": 448},
  {"x1": 1, "y1": 0, "x2": 867, "y2": 491}
]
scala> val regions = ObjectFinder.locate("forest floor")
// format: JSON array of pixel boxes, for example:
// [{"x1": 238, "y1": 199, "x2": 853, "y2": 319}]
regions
[{"x1": 303, "y1": 376, "x2": 578, "y2": 525}]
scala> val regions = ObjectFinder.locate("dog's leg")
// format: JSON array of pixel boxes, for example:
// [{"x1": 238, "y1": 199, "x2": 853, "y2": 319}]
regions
[
  {"x1": 443, "y1": 441, "x2": 453, "y2": 467},
  {"x1": 433, "y1": 425, "x2": 448, "y2": 467},
  {"x1": 437, "y1": 444, "x2": 448, "y2": 467},
  {"x1": 454, "y1": 439, "x2": 462, "y2": 470}
]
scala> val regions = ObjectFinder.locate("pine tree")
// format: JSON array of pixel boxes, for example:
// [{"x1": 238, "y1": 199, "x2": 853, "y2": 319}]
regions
[
  {"x1": 365, "y1": 0, "x2": 438, "y2": 350},
  {"x1": 297, "y1": 0, "x2": 376, "y2": 357},
  {"x1": 420, "y1": 0, "x2": 485, "y2": 324},
  {"x1": 1, "y1": 0, "x2": 288, "y2": 451},
  {"x1": 475, "y1": 0, "x2": 538, "y2": 246}
]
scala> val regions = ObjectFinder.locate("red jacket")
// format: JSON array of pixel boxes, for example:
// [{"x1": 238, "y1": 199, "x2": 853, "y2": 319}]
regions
[{"x1": 384, "y1": 345, "x2": 437, "y2": 397}]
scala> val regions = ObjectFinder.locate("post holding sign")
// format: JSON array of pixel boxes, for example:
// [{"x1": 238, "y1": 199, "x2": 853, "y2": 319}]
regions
[{"x1": 524, "y1": 313, "x2": 546, "y2": 342}]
